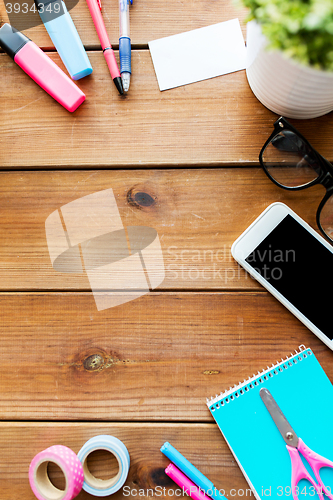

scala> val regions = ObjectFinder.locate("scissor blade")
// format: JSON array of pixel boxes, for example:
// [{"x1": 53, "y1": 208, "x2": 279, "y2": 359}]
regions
[{"x1": 260, "y1": 387, "x2": 299, "y2": 448}]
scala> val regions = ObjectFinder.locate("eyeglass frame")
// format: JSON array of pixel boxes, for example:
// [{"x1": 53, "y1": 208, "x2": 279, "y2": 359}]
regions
[{"x1": 259, "y1": 116, "x2": 333, "y2": 244}]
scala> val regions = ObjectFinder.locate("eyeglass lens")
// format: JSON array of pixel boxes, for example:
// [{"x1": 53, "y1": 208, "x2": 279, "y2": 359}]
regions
[
  {"x1": 262, "y1": 130, "x2": 322, "y2": 188},
  {"x1": 319, "y1": 196, "x2": 333, "y2": 241}
]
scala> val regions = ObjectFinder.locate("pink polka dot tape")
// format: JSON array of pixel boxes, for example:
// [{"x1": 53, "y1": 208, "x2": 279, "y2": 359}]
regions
[{"x1": 29, "y1": 445, "x2": 84, "y2": 500}]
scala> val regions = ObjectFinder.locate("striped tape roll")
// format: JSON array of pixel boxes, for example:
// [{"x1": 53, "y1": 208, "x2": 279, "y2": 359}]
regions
[
  {"x1": 29, "y1": 445, "x2": 84, "y2": 500},
  {"x1": 77, "y1": 435, "x2": 130, "y2": 496}
]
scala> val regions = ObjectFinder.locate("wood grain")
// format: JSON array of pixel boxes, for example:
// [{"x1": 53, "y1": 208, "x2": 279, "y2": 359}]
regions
[
  {"x1": 0, "y1": 169, "x2": 327, "y2": 291},
  {"x1": 0, "y1": 422, "x2": 247, "y2": 499},
  {"x1": 2, "y1": 50, "x2": 333, "y2": 168},
  {"x1": 0, "y1": 291, "x2": 331, "y2": 421},
  {"x1": 0, "y1": 50, "x2": 267, "y2": 168},
  {"x1": 0, "y1": 0, "x2": 249, "y2": 49},
  {"x1": 1, "y1": 0, "x2": 333, "y2": 495}
]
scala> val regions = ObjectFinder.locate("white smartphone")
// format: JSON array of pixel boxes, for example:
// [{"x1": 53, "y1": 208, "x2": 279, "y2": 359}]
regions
[{"x1": 231, "y1": 202, "x2": 333, "y2": 350}]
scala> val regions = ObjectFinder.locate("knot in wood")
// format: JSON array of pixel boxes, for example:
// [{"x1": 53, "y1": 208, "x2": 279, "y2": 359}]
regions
[
  {"x1": 127, "y1": 187, "x2": 156, "y2": 209},
  {"x1": 83, "y1": 353, "x2": 105, "y2": 371},
  {"x1": 134, "y1": 192, "x2": 155, "y2": 207}
]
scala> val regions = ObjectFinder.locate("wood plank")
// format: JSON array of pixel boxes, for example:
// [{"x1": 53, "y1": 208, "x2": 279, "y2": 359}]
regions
[
  {"x1": 0, "y1": 50, "x2": 265, "y2": 168},
  {"x1": 0, "y1": 422, "x2": 247, "y2": 499},
  {"x1": 0, "y1": 169, "x2": 326, "y2": 291},
  {"x1": 0, "y1": 291, "x2": 331, "y2": 421},
  {"x1": 2, "y1": 50, "x2": 333, "y2": 168},
  {"x1": 0, "y1": 0, "x2": 249, "y2": 49}
]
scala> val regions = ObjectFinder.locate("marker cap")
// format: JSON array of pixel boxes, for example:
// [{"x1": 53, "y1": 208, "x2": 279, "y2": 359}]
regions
[{"x1": 0, "y1": 23, "x2": 29, "y2": 58}]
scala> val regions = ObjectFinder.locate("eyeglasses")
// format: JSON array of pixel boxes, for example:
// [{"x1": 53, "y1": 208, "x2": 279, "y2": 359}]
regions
[{"x1": 259, "y1": 116, "x2": 333, "y2": 244}]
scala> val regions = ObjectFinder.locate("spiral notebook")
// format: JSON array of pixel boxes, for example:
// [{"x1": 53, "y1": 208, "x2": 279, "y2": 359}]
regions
[{"x1": 207, "y1": 346, "x2": 333, "y2": 500}]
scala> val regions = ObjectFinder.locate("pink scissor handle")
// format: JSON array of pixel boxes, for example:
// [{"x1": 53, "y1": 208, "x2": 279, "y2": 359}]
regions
[
  {"x1": 286, "y1": 444, "x2": 324, "y2": 500},
  {"x1": 298, "y1": 438, "x2": 333, "y2": 500}
]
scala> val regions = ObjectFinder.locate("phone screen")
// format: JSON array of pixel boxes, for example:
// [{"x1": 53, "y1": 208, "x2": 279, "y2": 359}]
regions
[{"x1": 245, "y1": 214, "x2": 333, "y2": 339}]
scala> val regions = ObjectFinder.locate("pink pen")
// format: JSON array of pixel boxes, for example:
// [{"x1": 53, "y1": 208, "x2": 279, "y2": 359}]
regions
[
  {"x1": 0, "y1": 23, "x2": 85, "y2": 112},
  {"x1": 165, "y1": 464, "x2": 212, "y2": 500},
  {"x1": 85, "y1": 0, "x2": 123, "y2": 94}
]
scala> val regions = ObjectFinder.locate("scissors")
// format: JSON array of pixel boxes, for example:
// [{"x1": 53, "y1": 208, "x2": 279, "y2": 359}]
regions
[{"x1": 260, "y1": 387, "x2": 333, "y2": 500}]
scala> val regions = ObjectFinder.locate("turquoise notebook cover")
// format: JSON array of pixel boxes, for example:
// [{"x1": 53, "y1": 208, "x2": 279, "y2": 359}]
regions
[{"x1": 207, "y1": 346, "x2": 333, "y2": 500}]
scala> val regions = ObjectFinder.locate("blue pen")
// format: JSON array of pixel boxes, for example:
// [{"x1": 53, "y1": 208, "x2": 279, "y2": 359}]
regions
[
  {"x1": 119, "y1": 0, "x2": 132, "y2": 91},
  {"x1": 35, "y1": 0, "x2": 93, "y2": 80},
  {"x1": 161, "y1": 442, "x2": 227, "y2": 500}
]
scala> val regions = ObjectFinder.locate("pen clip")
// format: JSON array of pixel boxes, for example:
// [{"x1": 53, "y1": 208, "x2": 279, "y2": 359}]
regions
[{"x1": 96, "y1": 0, "x2": 102, "y2": 10}]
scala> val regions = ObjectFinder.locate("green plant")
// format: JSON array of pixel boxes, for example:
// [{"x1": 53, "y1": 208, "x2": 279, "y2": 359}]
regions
[{"x1": 241, "y1": 0, "x2": 333, "y2": 71}]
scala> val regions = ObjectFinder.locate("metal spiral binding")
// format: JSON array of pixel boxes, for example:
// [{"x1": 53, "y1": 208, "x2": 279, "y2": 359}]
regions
[{"x1": 207, "y1": 345, "x2": 311, "y2": 410}]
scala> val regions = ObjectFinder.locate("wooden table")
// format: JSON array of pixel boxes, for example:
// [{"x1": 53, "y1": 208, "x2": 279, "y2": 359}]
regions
[{"x1": 1, "y1": 0, "x2": 333, "y2": 497}]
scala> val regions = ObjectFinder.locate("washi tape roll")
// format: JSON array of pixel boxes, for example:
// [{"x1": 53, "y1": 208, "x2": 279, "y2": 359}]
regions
[
  {"x1": 77, "y1": 435, "x2": 130, "y2": 497},
  {"x1": 29, "y1": 445, "x2": 84, "y2": 500}
]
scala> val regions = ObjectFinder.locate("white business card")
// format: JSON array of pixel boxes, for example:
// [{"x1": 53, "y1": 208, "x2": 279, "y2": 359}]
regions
[{"x1": 149, "y1": 18, "x2": 246, "y2": 91}]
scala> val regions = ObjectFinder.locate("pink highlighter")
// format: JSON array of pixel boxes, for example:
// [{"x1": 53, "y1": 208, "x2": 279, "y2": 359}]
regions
[
  {"x1": 165, "y1": 464, "x2": 212, "y2": 500},
  {"x1": 0, "y1": 23, "x2": 85, "y2": 112}
]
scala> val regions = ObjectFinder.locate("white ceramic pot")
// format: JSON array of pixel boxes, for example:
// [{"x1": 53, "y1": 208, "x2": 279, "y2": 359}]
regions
[{"x1": 246, "y1": 20, "x2": 333, "y2": 119}]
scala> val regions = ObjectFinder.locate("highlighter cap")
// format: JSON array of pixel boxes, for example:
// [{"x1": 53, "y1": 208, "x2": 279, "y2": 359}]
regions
[
  {"x1": 0, "y1": 23, "x2": 30, "y2": 59},
  {"x1": 34, "y1": 0, "x2": 66, "y2": 22}
]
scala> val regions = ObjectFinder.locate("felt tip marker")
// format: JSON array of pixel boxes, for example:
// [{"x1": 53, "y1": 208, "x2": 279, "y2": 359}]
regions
[
  {"x1": 85, "y1": 0, "x2": 123, "y2": 95},
  {"x1": 35, "y1": 0, "x2": 93, "y2": 80},
  {"x1": 165, "y1": 463, "x2": 212, "y2": 500},
  {"x1": 161, "y1": 442, "x2": 227, "y2": 500},
  {"x1": 0, "y1": 23, "x2": 85, "y2": 112}
]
